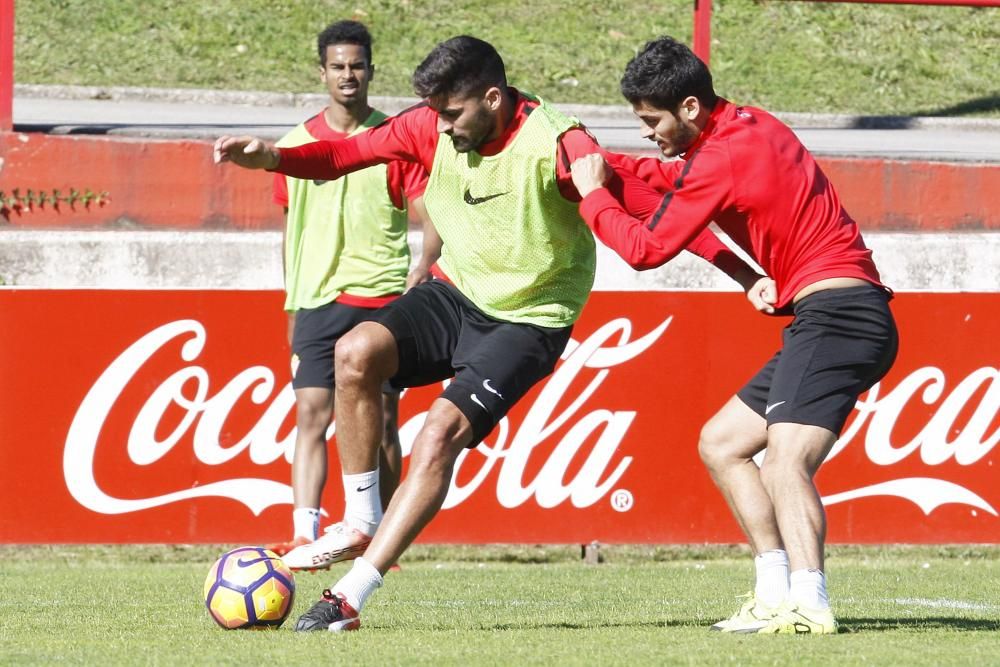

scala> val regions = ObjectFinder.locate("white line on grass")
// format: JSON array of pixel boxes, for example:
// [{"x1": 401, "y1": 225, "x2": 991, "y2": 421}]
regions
[{"x1": 893, "y1": 597, "x2": 999, "y2": 611}]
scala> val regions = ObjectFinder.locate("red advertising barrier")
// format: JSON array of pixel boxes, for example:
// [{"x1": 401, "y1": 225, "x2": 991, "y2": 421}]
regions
[
  {"x1": 0, "y1": 133, "x2": 278, "y2": 230},
  {"x1": 1, "y1": 289, "x2": 997, "y2": 544},
  {"x1": 2, "y1": 132, "x2": 998, "y2": 231}
]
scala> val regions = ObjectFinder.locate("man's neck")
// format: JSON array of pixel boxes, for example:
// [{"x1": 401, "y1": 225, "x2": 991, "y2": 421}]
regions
[
  {"x1": 323, "y1": 101, "x2": 374, "y2": 134},
  {"x1": 491, "y1": 87, "x2": 517, "y2": 141}
]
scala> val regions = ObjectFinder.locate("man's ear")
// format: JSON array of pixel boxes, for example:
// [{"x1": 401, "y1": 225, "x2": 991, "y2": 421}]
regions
[
  {"x1": 680, "y1": 95, "x2": 701, "y2": 121},
  {"x1": 483, "y1": 86, "x2": 504, "y2": 111},
  {"x1": 369, "y1": 63, "x2": 376, "y2": 82}
]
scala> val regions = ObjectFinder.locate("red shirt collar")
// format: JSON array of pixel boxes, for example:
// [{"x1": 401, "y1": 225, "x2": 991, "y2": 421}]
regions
[
  {"x1": 681, "y1": 97, "x2": 731, "y2": 159},
  {"x1": 305, "y1": 107, "x2": 381, "y2": 141}
]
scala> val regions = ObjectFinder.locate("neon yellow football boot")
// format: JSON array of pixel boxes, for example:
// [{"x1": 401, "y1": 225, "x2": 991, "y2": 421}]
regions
[
  {"x1": 749, "y1": 603, "x2": 839, "y2": 634},
  {"x1": 710, "y1": 593, "x2": 779, "y2": 632}
]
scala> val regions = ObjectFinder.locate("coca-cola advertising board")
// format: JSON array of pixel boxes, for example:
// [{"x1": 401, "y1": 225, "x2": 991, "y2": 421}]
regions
[{"x1": 1, "y1": 289, "x2": 997, "y2": 544}]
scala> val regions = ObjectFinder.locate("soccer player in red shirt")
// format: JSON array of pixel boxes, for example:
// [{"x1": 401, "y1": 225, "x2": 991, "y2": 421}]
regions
[{"x1": 570, "y1": 36, "x2": 898, "y2": 634}]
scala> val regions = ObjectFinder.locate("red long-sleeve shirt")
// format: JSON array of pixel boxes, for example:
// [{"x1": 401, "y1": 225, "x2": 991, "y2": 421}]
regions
[
  {"x1": 272, "y1": 110, "x2": 427, "y2": 209},
  {"x1": 275, "y1": 90, "x2": 749, "y2": 278},
  {"x1": 581, "y1": 99, "x2": 885, "y2": 308}
]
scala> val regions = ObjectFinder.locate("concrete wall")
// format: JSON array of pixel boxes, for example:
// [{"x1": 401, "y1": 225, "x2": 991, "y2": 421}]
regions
[{"x1": 3, "y1": 229, "x2": 998, "y2": 293}]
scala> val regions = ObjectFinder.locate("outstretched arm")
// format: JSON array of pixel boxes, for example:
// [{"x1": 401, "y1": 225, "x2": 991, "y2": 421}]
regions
[{"x1": 215, "y1": 106, "x2": 437, "y2": 180}]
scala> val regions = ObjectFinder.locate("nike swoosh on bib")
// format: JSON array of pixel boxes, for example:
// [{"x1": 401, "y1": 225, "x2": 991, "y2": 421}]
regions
[{"x1": 463, "y1": 188, "x2": 507, "y2": 205}]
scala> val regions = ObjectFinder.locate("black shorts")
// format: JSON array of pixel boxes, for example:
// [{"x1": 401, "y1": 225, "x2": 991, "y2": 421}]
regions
[
  {"x1": 291, "y1": 300, "x2": 377, "y2": 390},
  {"x1": 737, "y1": 284, "x2": 898, "y2": 434},
  {"x1": 369, "y1": 280, "x2": 572, "y2": 446}
]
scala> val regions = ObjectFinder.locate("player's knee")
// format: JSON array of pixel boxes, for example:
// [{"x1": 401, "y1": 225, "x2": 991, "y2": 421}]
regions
[
  {"x1": 763, "y1": 449, "x2": 816, "y2": 485},
  {"x1": 295, "y1": 399, "x2": 330, "y2": 434},
  {"x1": 698, "y1": 418, "x2": 732, "y2": 469},
  {"x1": 293, "y1": 388, "x2": 332, "y2": 436},
  {"x1": 409, "y1": 424, "x2": 460, "y2": 477},
  {"x1": 408, "y1": 441, "x2": 451, "y2": 481},
  {"x1": 335, "y1": 326, "x2": 381, "y2": 383}
]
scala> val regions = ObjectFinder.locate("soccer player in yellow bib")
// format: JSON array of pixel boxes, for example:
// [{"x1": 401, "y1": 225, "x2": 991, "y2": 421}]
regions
[{"x1": 267, "y1": 21, "x2": 439, "y2": 571}]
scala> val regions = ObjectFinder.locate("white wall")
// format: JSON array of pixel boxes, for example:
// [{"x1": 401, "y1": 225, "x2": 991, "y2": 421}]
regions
[{"x1": 1, "y1": 229, "x2": 998, "y2": 292}]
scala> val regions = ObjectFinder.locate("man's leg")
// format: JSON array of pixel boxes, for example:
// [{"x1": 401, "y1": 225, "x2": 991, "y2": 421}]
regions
[
  {"x1": 293, "y1": 399, "x2": 472, "y2": 633},
  {"x1": 759, "y1": 422, "x2": 837, "y2": 602},
  {"x1": 699, "y1": 396, "x2": 778, "y2": 554},
  {"x1": 700, "y1": 396, "x2": 789, "y2": 630},
  {"x1": 281, "y1": 321, "x2": 399, "y2": 570},
  {"x1": 365, "y1": 398, "x2": 471, "y2": 571},
  {"x1": 743, "y1": 422, "x2": 839, "y2": 634},
  {"x1": 378, "y1": 392, "x2": 404, "y2": 571},
  {"x1": 378, "y1": 391, "x2": 403, "y2": 511},
  {"x1": 293, "y1": 287, "x2": 569, "y2": 632},
  {"x1": 759, "y1": 423, "x2": 836, "y2": 572},
  {"x1": 290, "y1": 386, "x2": 334, "y2": 539},
  {"x1": 333, "y1": 322, "x2": 399, "y2": 536},
  {"x1": 337, "y1": 325, "x2": 467, "y2": 572},
  {"x1": 294, "y1": 321, "x2": 474, "y2": 633},
  {"x1": 268, "y1": 305, "x2": 337, "y2": 555},
  {"x1": 334, "y1": 321, "x2": 398, "y2": 474}
]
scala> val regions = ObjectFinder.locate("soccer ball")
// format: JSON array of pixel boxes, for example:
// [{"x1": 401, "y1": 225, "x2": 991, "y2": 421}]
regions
[{"x1": 203, "y1": 546, "x2": 296, "y2": 629}]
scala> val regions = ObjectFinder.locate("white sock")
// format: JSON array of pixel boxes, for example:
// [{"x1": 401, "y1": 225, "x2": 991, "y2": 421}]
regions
[
  {"x1": 789, "y1": 568, "x2": 830, "y2": 610},
  {"x1": 335, "y1": 557, "x2": 383, "y2": 611},
  {"x1": 342, "y1": 469, "x2": 382, "y2": 536},
  {"x1": 292, "y1": 507, "x2": 320, "y2": 541},
  {"x1": 754, "y1": 549, "x2": 790, "y2": 608}
]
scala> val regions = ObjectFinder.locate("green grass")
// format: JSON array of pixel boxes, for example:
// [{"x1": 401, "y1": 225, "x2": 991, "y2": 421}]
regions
[
  {"x1": 3, "y1": 545, "x2": 999, "y2": 665},
  {"x1": 14, "y1": 0, "x2": 1000, "y2": 116}
]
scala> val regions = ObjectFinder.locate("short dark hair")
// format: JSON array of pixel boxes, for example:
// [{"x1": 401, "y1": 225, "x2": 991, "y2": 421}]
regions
[
  {"x1": 317, "y1": 20, "x2": 372, "y2": 65},
  {"x1": 620, "y1": 36, "x2": 717, "y2": 111},
  {"x1": 412, "y1": 35, "x2": 507, "y2": 99}
]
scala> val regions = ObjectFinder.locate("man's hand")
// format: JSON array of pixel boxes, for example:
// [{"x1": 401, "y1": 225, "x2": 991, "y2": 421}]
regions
[
  {"x1": 746, "y1": 276, "x2": 777, "y2": 314},
  {"x1": 213, "y1": 136, "x2": 280, "y2": 170},
  {"x1": 570, "y1": 153, "x2": 611, "y2": 198},
  {"x1": 405, "y1": 265, "x2": 432, "y2": 291}
]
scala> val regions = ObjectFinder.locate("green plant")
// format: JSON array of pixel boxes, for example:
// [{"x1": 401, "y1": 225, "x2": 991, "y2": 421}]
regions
[{"x1": 0, "y1": 187, "x2": 111, "y2": 218}]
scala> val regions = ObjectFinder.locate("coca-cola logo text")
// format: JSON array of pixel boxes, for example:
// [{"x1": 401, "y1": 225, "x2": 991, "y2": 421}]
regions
[{"x1": 64, "y1": 318, "x2": 666, "y2": 516}]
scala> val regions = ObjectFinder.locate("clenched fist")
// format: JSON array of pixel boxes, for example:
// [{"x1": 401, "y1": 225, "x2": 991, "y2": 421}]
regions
[{"x1": 569, "y1": 153, "x2": 611, "y2": 198}]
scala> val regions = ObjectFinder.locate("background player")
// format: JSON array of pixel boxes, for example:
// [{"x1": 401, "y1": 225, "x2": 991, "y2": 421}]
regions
[{"x1": 268, "y1": 20, "x2": 439, "y2": 571}]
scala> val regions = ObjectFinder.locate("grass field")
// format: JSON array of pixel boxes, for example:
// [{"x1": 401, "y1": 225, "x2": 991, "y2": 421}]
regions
[
  {"x1": 15, "y1": 0, "x2": 1000, "y2": 117},
  {"x1": 3, "y1": 545, "x2": 999, "y2": 665}
]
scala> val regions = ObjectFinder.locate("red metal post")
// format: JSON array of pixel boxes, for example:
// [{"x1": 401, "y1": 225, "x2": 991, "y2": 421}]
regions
[
  {"x1": 692, "y1": 0, "x2": 713, "y2": 65},
  {"x1": 0, "y1": 0, "x2": 13, "y2": 132}
]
